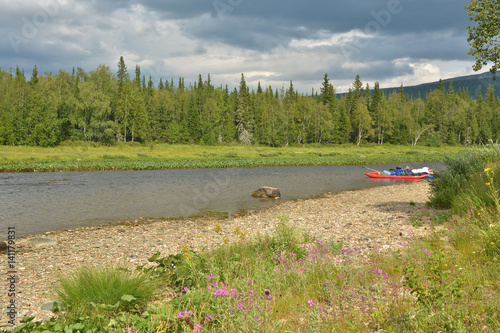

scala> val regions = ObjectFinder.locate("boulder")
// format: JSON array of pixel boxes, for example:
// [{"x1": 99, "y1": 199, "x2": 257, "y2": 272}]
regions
[{"x1": 252, "y1": 186, "x2": 281, "y2": 199}]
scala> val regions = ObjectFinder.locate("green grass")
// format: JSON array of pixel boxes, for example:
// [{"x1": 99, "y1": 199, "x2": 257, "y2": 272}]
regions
[
  {"x1": 0, "y1": 143, "x2": 467, "y2": 172},
  {"x1": 54, "y1": 265, "x2": 156, "y2": 317}
]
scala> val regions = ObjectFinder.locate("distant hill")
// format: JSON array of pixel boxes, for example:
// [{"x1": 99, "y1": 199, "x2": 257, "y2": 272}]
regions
[{"x1": 381, "y1": 71, "x2": 499, "y2": 100}]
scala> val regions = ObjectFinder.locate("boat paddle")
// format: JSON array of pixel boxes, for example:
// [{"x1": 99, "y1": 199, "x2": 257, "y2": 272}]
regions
[{"x1": 362, "y1": 166, "x2": 381, "y2": 173}]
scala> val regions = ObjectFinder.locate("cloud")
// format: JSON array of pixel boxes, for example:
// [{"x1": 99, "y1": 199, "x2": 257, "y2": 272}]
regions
[{"x1": 0, "y1": 0, "x2": 477, "y2": 93}]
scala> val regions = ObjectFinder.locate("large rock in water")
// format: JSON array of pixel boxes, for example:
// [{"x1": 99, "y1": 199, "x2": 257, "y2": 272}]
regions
[{"x1": 252, "y1": 186, "x2": 281, "y2": 198}]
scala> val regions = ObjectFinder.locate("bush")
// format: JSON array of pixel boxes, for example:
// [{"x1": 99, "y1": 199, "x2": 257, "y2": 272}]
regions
[{"x1": 428, "y1": 143, "x2": 499, "y2": 209}]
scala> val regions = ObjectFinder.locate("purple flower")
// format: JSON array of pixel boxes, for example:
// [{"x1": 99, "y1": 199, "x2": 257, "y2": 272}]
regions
[
  {"x1": 308, "y1": 300, "x2": 314, "y2": 307},
  {"x1": 264, "y1": 289, "x2": 270, "y2": 296}
]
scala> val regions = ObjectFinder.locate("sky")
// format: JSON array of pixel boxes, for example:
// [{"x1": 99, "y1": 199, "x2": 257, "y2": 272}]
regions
[{"x1": 0, "y1": 0, "x2": 489, "y2": 93}]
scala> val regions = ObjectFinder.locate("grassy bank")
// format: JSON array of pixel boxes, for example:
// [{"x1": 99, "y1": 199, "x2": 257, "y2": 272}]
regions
[
  {"x1": 0, "y1": 143, "x2": 468, "y2": 172},
  {"x1": 3, "y1": 144, "x2": 499, "y2": 332}
]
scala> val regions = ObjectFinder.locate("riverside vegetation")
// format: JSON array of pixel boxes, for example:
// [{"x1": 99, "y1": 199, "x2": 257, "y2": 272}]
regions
[
  {"x1": 1, "y1": 59, "x2": 500, "y2": 149},
  {"x1": 0, "y1": 143, "x2": 467, "y2": 172},
  {"x1": 2, "y1": 143, "x2": 499, "y2": 332}
]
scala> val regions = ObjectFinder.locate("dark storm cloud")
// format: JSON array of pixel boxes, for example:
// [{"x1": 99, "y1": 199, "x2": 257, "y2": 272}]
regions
[{"x1": 133, "y1": 0, "x2": 470, "y2": 51}]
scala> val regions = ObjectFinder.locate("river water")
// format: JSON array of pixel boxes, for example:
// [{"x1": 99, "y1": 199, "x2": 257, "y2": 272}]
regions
[{"x1": 0, "y1": 163, "x2": 442, "y2": 239}]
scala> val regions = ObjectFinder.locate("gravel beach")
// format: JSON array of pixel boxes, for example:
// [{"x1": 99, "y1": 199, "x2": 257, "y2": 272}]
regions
[{"x1": 1, "y1": 180, "x2": 435, "y2": 326}]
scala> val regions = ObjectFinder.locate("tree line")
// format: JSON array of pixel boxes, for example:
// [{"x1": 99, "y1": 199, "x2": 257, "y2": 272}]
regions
[{"x1": 1, "y1": 57, "x2": 499, "y2": 147}]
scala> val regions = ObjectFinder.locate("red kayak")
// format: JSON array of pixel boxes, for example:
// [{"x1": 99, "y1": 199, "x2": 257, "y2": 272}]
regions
[{"x1": 364, "y1": 171, "x2": 429, "y2": 179}]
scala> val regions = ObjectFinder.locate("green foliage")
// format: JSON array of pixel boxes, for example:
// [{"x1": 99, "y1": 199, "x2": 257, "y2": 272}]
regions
[
  {"x1": 466, "y1": 0, "x2": 500, "y2": 76},
  {"x1": 1, "y1": 63, "x2": 500, "y2": 149},
  {"x1": 55, "y1": 265, "x2": 156, "y2": 317},
  {"x1": 428, "y1": 143, "x2": 500, "y2": 208},
  {"x1": 262, "y1": 216, "x2": 309, "y2": 260}
]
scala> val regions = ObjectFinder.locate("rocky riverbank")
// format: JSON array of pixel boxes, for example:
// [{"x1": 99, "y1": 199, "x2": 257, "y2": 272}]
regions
[{"x1": 1, "y1": 180, "x2": 436, "y2": 326}]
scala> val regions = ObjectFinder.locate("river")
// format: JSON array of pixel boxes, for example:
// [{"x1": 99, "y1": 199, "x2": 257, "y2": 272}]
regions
[{"x1": 0, "y1": 163, "x2": 442, "y2": 239}]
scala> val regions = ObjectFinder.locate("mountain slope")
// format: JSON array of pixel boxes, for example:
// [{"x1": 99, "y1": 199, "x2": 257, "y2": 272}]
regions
[{"x1": 382, "y1": 71, "x2": 499, "y2": 100}]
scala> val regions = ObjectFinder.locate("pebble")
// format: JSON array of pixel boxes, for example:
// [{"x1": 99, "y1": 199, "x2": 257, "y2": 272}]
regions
[{"x1": 0, "y1": 181, "x2": 434, "y2": 326}]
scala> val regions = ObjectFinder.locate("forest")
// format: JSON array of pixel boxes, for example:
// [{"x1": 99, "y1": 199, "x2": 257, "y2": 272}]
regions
[{"x1": 1, "y1": 56, "x2": 499, "y2": 148}]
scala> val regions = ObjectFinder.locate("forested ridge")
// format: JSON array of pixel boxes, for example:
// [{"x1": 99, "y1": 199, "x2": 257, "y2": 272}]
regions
[{"x1": 1, "y1": 57, "x2": 499, "y2": 147}]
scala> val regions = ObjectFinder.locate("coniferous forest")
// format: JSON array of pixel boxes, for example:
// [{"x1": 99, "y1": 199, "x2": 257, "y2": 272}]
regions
[{"x1": 1, "y1": 57, "x2": 500, "y2": 148}]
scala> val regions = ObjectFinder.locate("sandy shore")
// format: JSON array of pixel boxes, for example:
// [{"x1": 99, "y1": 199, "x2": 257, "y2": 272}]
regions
[{"x1": 1, "y1": 180, "x2": 435, "y2": 326}]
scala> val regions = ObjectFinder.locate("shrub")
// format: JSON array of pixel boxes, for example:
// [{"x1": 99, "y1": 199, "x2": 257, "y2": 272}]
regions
[{"x1": 428, "y1": 143, "x2": 499, "y2": 209}]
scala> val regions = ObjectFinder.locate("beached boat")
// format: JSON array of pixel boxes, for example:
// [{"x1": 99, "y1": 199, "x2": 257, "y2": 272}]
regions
[{"x1": 364, "y1": 171, "x2": 430, "y2": 179}]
